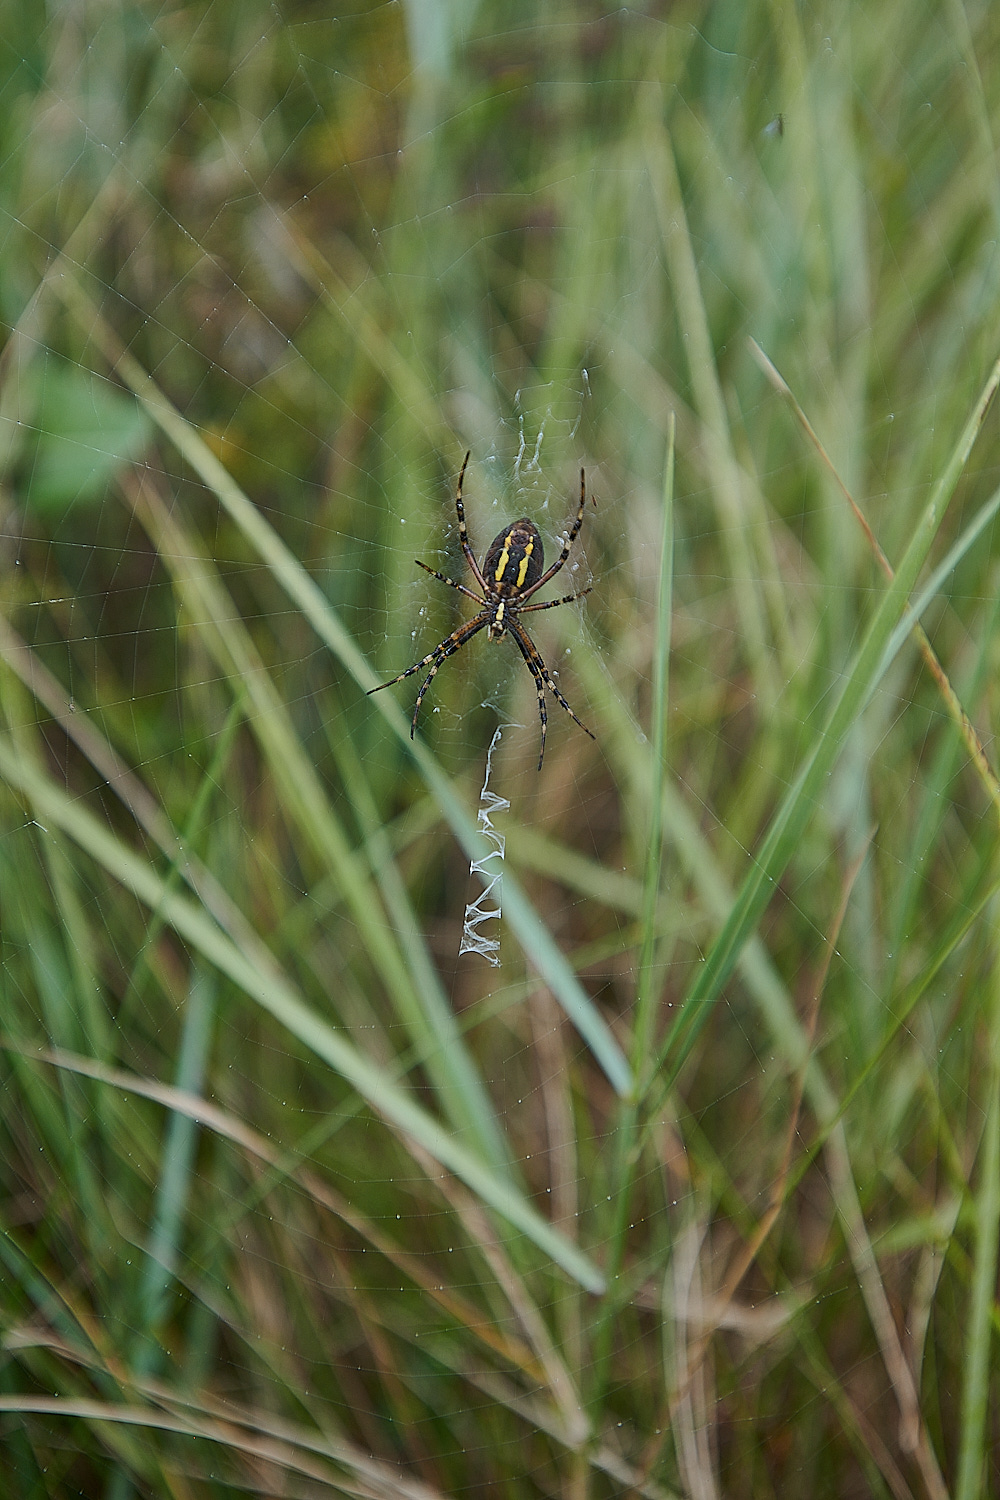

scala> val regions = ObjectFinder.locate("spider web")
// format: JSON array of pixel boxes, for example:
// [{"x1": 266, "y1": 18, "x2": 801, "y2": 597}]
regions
[
  {"x1": 458, "y1": 726, "x2": 507, "y2": 965},
  {"x1": 1, "y1": 3, "x2": 999, "y2": 1497}
]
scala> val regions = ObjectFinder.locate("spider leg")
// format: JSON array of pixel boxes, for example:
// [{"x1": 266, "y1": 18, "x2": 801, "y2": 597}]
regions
[
  {"x1": 509, "y1": 621, "x2": 549, "y2": 770},
  {"x1": 367, "y1": 615, "x2": 489, "y2": 738},
  {"x1": 409, "y1": 616, "x2": 489, "y2": 737},
  {"x1": 415, "y1": 558, "x2": 484, "y2": 603},
  {"x1": 510, "y1": 619, "x2": 595, "y2": 770},
  {"x1": 519, "y1": 467, "x2": 592, "y2": 601},
  {"x1": 454, "y1": 451, "x2": 489, "y2": 592},
  {"x1": 519, "y1": 586, "x2": 592, "y2": 613}
]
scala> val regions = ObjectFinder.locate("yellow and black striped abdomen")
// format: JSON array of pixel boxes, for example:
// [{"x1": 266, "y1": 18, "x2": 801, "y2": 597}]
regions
[{"x1": 482, "y1": 518, "x2": 544, "y2": 597}]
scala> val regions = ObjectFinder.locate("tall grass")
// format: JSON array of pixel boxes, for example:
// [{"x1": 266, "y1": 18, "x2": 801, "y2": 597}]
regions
[{"x1": 2, "y1": 2, "x2": 1000, "y2": 1495}]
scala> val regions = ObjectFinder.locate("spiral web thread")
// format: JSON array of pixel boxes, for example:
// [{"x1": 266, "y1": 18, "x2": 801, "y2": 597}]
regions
[{"x1": 459, "y1": 728, "x2": 508, "y2": 966}]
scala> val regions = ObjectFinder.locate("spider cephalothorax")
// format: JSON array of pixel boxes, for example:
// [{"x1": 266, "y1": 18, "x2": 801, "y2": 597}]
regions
[{"x1": 367, "y1": 454, "x2": 596, "y2": 769}]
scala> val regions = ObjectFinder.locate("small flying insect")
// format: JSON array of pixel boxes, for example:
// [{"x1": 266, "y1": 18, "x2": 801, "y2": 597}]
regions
[{"x1": 368, "y1": 453, "x2": 596, "y2": 769}]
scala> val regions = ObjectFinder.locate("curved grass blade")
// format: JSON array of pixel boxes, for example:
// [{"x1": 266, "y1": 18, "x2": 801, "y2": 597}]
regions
[
  {"x1": 652, "y1": 350, "x2": 1000, "y2": 1095},
  {"x1": 0, "y1": 735, "x2": 606, "y2": 1294},
  {"x1": 750, "y1": 337, "x2": 1000, "y2": 824},
  {"x1": 956, "y1": 1009, "x2": 1000, "y2": 1500}
]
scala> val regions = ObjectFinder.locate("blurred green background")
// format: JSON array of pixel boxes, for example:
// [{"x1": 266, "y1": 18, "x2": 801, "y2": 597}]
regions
[{"x1": 3, "y1": 1, "x2": 1000, "y2": 1496}]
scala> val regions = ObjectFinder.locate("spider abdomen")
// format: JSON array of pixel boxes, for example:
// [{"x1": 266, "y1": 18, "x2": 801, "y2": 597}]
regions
[{"x1": 483, "y1": 519, "x2": 544, "y2": 597}]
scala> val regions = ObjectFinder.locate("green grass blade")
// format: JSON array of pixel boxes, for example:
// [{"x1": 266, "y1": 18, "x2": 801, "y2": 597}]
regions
[
  {"x1": 135, "y1": 967, "x2": 216, "y2": 1362},
  {"x1": 878, "y1": 477, "x2": 1000, "y2": 686},
  {"x1": 955, "y1": 973, "x2": 1000, "y2": 1500},
  {"x1": 0, "y1": 734, "x2": 605, "y2": 1294},
  {"x1": 654, "y1": 351, "x2": 1000, "y2": 1090},
  {"x1": 632, "y1": 419, "x2": 675, "y2": 1078}
]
